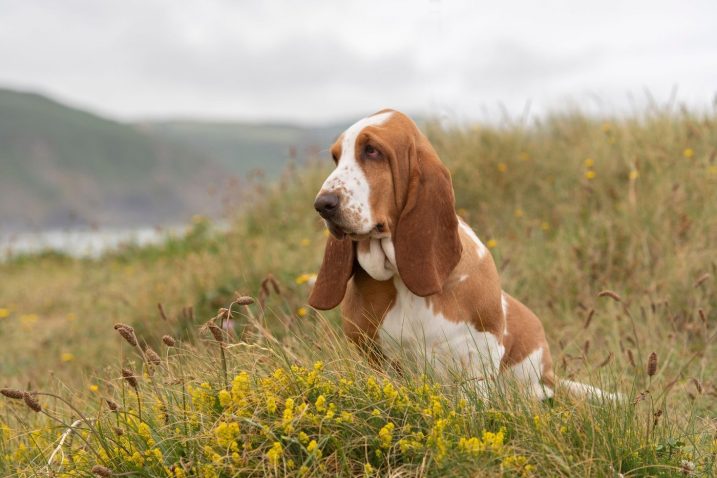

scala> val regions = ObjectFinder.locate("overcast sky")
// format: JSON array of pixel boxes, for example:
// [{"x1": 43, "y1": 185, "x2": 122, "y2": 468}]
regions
[{"x1": 1, "y1": 0, "x2": 715, "y2": 124}]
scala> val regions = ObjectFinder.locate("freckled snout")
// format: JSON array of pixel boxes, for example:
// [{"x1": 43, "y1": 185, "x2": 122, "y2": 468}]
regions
[{"x1": 314, "y1": 192, "x2": 340, "y2": 219}]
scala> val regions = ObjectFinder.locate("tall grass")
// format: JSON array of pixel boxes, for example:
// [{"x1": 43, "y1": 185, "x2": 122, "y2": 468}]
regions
[{"x1": 1, "y1": 108, "x2": 716, "y2": 476}]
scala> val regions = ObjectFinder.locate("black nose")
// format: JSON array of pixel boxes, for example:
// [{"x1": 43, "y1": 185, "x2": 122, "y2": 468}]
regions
[{"x1": 314, "y1": 193, "x2": 340, "y2": 219}]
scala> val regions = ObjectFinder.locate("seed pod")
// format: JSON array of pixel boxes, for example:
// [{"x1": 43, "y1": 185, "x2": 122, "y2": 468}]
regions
[
  {"x1": 162, "y1": 335, "x2": 176, "y2": 347},
  {"x1": 1, "y1": 388, "x2": 25, "y2": 400},
  {"x1": 23, "y1": 392, "x2": 42, "y2": 412},
  {"x1": 121, "y1": 368, "x2": 139, "y2": 390},
  {"x1": 91, "y1": 465, "x2": 113, "y2": 477},
  {"x1": 598, "y1": 290, "x2": 622, "y2": 302},
  {"x1": 114, "y1": 325, "x2": 138, "y2": 348},
  {"x1": 235, "y1": 295, "x2": 255, "y2": 306},
  {"x1": 626, "y1": 349, "x2": 636, "y2": 368},
  {"x1": 105, "y1": 399, "x2": 120, "y2": 411},
  {"x1": 113, "y1": 427, "x2": 123, "y2": 436},
  {"x1": 647, "y1": 352, "x2": 658, "y2": 377},
  {"x1": 144, "y1": 347, "x2": 162, "y2": 366},
  {"x1": 208, "y1": 323, "x2": 224, "y2": 343}
]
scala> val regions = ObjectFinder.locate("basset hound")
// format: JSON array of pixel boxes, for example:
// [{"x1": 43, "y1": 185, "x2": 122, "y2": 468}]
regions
[{"x1": 308, "y1": 109, "x2": 618, "y2": 400}]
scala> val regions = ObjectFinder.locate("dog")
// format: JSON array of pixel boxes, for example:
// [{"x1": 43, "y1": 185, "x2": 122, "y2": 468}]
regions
[{"x1": 308, "y1": 109, "x2": 617, "y2": 400}]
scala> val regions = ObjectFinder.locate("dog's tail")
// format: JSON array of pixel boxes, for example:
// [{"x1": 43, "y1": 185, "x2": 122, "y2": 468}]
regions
[{"x1": 557, "y1": 379, "x2": 624, "y2": 402}]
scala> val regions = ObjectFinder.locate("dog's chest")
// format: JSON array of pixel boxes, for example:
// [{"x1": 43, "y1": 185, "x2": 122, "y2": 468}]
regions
[{"x1": 378, "y1": 279, "x2": 504, "y2": 377}]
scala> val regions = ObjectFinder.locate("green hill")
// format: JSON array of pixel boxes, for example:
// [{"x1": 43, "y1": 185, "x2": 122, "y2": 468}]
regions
[
  {"x1": 137, "y1": 120, "x2": 346, "y2": 177},
  {"x1": 0, "y1": 89, "x2": 225, "y2": 231},
  {"x1": 0, "y1": 88, "x2": 347, "y2": 232}
]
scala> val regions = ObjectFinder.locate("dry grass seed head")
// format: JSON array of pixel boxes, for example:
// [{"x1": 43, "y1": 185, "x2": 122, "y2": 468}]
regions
[
  {"x1": 647, "y1": 352, "x2": 658, "y2": 377},
  {"x1": 144, "y1": 347, "x2": 162, "y2": 366},
  {"x1": 105, "y1": 399, "x2": 120, "y2": 412},
  {"x1": 121, "y1": 368, "x2": 139, "y2": 390},
  {"x1": 114, "y1": 324, "x2": 138, "y2": 348},
  {"x1": 1, "y1": 388, "x2": 25, "y2": 400},
  {"x1": 91, "y1": 464, "x2": 113, "y2": 477},
  {"x1": 162, "y1": 335, "x2": 176, "y2": 347},
  {"x1": 23, "y1": 392, "x2": 42, "y2": 412},
  {"x1": 598, "y1": 290, "x2": 622, "y2": 302}
]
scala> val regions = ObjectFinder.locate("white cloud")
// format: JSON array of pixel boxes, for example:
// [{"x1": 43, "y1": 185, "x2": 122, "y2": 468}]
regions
[{"x1": 0, "y1": 0, "x2": 715, "y2": 123}]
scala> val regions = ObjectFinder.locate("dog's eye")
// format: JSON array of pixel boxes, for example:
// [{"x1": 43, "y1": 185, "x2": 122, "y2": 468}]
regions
[
  {"x1": 331, "y1": 152, "x2": 338, "y2": 163},
  {"x1": 364, "y1": 144, "x2": 381, "y2": 160}
]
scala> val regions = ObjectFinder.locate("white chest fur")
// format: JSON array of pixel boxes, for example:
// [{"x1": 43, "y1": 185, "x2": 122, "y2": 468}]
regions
[
  {"x1": 357, "y1": 237, "x2": 505, "y2": 380},
  {"x1": 379, "y1": 279, "x2": 504, "y2": 380}
]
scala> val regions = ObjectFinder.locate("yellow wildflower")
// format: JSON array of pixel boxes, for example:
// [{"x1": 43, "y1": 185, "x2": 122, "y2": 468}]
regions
[
  {"x1": 66, "y1": 313, "x2": 77, "y2": 321},
  {"x1": 299, "y1": 465, "x2": 310, "y2": 475},
  {"x1": 486, "y1": 239, "x2": 497, "y2": 249},
  {"x1": 61, "y1": 352, "x2": 75, "y2": 362},
  {"x1": 298, "y1": 431, "x2": 310, "y2": 445},
  {"x1": 459, "y1": 436, "x2": 484, "y2": 454},
  {"x1": 382, "y1": 382, "x2": 398, "y2": 401},
  {"x1": 540, "y1": 221, "x2": 550, "y2": 231},
  {"x1": 683, "y1": 147, "x2": 694, "y2": 158},
  {"x1": 88, "y1": 384, "x2": 99, "y2": 393},
  {"x1": 218, "y1": 389, "x2": 231, "y2": 408},
  {"x1": 518, "y1": 151, "x2": 531, "y2": 161},
  {"x1": 0, "y1": 308, "x2": 10, "y2": 319},
  {"x1": 307, "y1": 439, "x2": 321, "y2": 457},
  {"x1": 514, "y1": 208, "x2": 524, "y2": 218},
  {"x1": 20, "y1": 314, "x2": 38, "y2": 326},
  {"x1": 481, "y1": 428, "x2": 505, "y2": 452},
  {"x1": 296, "y1": 307, "x2": 308, "y2": 318},
  {"x1": 707, "y1": 165, "x2": 717, "y2": 177},
  {"x1": 266, "y1": 441, "x2": 283, "y2": 465},
  {"x1": 584, "y1": 158, "x2": 594, "y2": 168},
  {"x1": 295, "y1": 273, "x2": 316, "y2": 285},
  {"x1": 129, "y1": 451, "x2": 145, "y2": 467},
  {"x1": 629, "y1": 169, "x2": 639, "y2": 180},
  {"x1": 497, "y1": 162, "x2": 508, "y2": 173},
  {"x1": 314, "y1": 395, "x2": 327, "y2": 413},
  {"x1": 378, "y1": 422, "x2": 395, "y2": 449},
  {"x1": 283, "y1": 398, "x2": 295, "y2": 433},
  {"x1": 364, "y1": 463, "x2": 375, "y2": 475},
  {"x1": 300, "y1": 238, "x2": 310, "y2": 247},
  {"x1": 584, "y1": 170, "x2": 596, "y2": 180},
  {"x1": 214, "y1": 421, "x2": 240, "y2": 449},
  {"x1": 265, "y1": 393, "x2": 278, "y2": 413}
]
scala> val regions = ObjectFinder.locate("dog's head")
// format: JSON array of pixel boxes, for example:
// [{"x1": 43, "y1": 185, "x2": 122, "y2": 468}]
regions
[{"x1": 308, "y1": 110, "x2": 462, "y2": 310}]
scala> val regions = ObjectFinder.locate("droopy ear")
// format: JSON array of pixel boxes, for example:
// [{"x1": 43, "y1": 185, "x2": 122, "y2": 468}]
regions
[
  {"x1": 308, "y1": 235, "x2": 355, "y2": 310},
  {"x1": 393, "y1": 135, "x2": 462, "y2": 297}
]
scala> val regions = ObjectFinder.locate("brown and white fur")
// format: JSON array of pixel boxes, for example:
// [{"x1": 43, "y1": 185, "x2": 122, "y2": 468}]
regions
[{"x1": 309, "y1": 109, "x2": 618, "y2": 401}]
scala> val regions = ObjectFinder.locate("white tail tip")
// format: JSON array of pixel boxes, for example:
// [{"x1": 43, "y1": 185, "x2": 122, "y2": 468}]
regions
[{"x1": 559, "y1": 379, "x2": 624, "y2": 402}]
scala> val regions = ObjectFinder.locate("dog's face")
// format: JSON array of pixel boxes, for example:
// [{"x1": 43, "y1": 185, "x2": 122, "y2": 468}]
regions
[
  {"x1": 314, "y1": 110, "x2": 400, "y2": 240},
  {"x1": 309, "y1": 109, "x2": 463, "y2": 309}
]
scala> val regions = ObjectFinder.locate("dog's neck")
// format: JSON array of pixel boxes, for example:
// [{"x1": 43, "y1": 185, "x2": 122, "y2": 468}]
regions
[{"x1": 356, "y1": 237, "x2": 397, "y2": 281}]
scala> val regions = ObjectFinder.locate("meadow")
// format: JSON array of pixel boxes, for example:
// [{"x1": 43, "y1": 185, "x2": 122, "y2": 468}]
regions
[{"x1": 1, "y1": 108, "x2": 716, "y2": 477}]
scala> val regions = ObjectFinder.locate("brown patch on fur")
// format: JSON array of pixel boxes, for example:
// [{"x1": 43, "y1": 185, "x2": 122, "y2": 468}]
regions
[
  {"x1": 425, "y1": 224, "x2": 504, "y2": 337},
  {"x1": 500, "y1": 293, "x2": 555, "y2": 384},
  {"x1": 308, "y1": 236, "x2": 355, "y2": 310},
  {"x1": 341, "y1": 268, "x2": 396, "y2": 362}
]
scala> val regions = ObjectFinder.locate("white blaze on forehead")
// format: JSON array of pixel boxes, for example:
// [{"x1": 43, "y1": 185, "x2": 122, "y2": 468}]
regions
[{"x1": 319, "y1": 111, "x2": 393, "y2": 233}]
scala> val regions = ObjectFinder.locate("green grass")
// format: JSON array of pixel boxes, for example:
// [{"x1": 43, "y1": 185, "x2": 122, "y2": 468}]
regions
[{"x1": 1, "y1": 108, "x2": 716, "y2": 477}]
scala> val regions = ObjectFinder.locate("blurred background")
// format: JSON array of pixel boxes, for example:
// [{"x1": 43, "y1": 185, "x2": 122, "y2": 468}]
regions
[{"x1": 1, "y1": 0, "x2": 715, "y2": 255}]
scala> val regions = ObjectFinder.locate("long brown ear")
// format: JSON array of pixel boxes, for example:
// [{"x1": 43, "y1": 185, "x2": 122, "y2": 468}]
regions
[
  {"x1": 308, "y1": 235, "x2": 355, "y2": 310},
  {"x1": 394, "y1": 135, "x2": 462, "y2": 297}
]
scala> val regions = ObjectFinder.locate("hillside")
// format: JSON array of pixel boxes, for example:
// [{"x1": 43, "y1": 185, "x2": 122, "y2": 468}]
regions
[
  {"x1": 1, "y1": 109, "x2": 716, "y2": 476},
  {"x1": 0, "y1": 88, "x2": 233, "y2": 232},
  {"x1": 139, "y1": 121, "x2": 346, "y2": 178}
]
